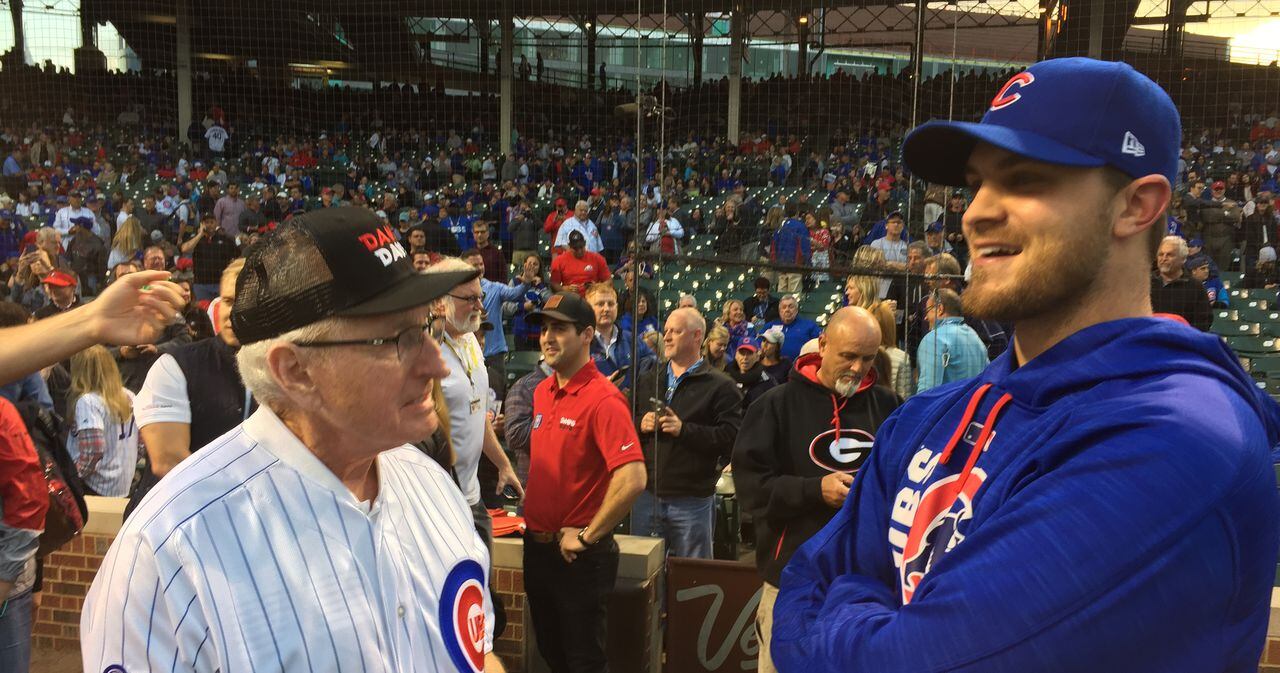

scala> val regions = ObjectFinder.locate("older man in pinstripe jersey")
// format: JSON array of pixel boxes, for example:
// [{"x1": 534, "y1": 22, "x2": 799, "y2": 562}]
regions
[{"x1": 82, "y1": 208, "x2": 506, "y2": 672}]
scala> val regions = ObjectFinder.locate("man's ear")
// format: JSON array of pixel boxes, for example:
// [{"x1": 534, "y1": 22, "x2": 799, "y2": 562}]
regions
[
  {"x1": 266, "y1": 343, "x2": 324, "y2": 411},
  {"x1": 1114, "y1": 175, "x2": 1172, "y2": 244}
]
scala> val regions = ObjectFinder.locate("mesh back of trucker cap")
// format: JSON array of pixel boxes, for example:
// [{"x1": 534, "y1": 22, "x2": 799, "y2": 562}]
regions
[
  {"x1": 232, "y1": 223, "x2": 341, "y2": 345},
  {"x1": 231, "y1": 206, "x2": 478, "y2": 345}
]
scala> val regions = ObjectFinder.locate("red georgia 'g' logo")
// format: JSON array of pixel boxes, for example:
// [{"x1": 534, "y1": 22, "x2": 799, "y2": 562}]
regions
[{"x1": 989, "y1": 71, "x2": 1035, "y2": 111}]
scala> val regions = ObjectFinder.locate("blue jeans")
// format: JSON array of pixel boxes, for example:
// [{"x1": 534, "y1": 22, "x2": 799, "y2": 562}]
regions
[
  {"x1": 0, "y1": 589, "x2": 32, "y2": 673},
  {"x1": 194, "y1": 283, "x2": 221, "y2": 302},
  {"x1": 630, "y1": 491, "x2": 714, "y2": 559}
]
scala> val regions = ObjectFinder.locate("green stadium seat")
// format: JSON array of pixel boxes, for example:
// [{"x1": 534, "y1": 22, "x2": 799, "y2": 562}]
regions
[
  {"x1": 1225, "y1": 336, "x2": 1280, "y2": 355},
  {"x1": 504, "y1": 350, "x2": 541, "y2": 385},
  {"x1": 1212, "y1": 321, "x2": 1261, "y2": 336}
]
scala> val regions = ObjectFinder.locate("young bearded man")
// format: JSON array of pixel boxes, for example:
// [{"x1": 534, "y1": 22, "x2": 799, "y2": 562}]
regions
[{"x1": 771, "y1": 58, "x2": 1280, "y2": 673}]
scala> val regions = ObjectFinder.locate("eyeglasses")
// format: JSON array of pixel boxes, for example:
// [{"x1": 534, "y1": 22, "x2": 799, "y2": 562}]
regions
[
  {"x1": 293, "y1": 316, "x2": 446, "y2": 362},
  {"x1": 448, "y1": 293, "x2": 484, "y2": 306}
]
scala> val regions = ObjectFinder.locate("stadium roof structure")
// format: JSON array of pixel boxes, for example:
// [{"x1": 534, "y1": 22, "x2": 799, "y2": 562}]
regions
[{"x1": 85, "y1": 0, "x2": 1050, "y2": 73}]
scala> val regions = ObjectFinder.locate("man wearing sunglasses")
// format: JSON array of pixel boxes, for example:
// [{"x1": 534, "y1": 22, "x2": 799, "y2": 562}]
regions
[
  {"x1": 431, "y1": 256, "x2": 525, "y2": 547},
  {"x1": 83, "y1": 208, "x2": 507, "y2": 672}
]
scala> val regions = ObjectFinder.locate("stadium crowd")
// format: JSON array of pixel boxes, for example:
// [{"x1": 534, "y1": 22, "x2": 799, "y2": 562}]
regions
[{"x1": 0, "y1": 57, "x2": 1278, "y2": 672}]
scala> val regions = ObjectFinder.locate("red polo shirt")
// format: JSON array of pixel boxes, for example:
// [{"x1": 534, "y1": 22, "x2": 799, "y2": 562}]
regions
[
  {"x1": 550, "y1": 250, "x2": 610, "y2": 294},
  {"x1": 524, "y1": 360, "x2": 643, "y2": 533}
]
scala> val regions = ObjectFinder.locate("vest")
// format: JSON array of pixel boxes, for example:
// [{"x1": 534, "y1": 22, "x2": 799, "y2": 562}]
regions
[{"x1": 125, "y1": 337, "x2": 254, "y2": 518}]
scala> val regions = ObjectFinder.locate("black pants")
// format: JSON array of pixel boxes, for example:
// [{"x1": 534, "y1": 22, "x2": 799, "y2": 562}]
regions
[{"x1": 523, "y1": 535, "x2": 618, "y2": 673}]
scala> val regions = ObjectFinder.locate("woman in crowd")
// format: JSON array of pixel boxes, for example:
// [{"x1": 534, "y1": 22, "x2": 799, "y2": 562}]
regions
[
  {"x1": 871, "y1": 301, "x2": 913, "y2": 401},
  {"x1": 6, "y1": 248, "x2": 52, "y2": 314},
  {"x1": 107, "y1": 216, "x2": 145, "y2": 269},
  {"x1": 66, "y1": 345, "x2": 139, "y2": 497},
  {"x1": 703, "y1": 325, "x2": 731, "y2": 372},
  {"x1": 807, "y1": 212, "x2": 832, "y2": 283},
  {"x1": 844, "y1": 273, "x2": 881, "y2": 310},
  {"x1": 717, "y1": 298, "x2": 751, "y2": 352},
  {"x1": 852, "y1": 245, "x2": 892, "y2": 300},
  {"x1": 618, "y1": 287, "x2": 660, "y2": 351},
  {"x1": 508, "y1": 255, "x2": 552, "y2": 351}
]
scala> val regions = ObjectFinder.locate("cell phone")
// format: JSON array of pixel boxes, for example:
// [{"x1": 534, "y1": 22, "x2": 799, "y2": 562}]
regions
[
  {"x1": 501, "y1": 485, "x2": 521, "y2": 500},
  {"x1": 649, "y1": 396, "x2": 666, "y2": 414},
  {"x1": 613, "y1": 365, "x2": 632, "y2": 377}
]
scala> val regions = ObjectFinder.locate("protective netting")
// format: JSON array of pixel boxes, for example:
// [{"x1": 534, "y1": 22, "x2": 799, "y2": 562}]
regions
[{"x1": 0, "y1": 0, "x2": 1279, "y2": 442}]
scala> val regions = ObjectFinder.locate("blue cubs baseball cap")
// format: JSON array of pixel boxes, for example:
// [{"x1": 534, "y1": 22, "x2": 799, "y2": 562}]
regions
[
  {"x1": 925, "y1": 221, "x2": 944, "y2": 234},
  {"x1": 902, "y1": 57, "x2": 1181, "y2": 188}
]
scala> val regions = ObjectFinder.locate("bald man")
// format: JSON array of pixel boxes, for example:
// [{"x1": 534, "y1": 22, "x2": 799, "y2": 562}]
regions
[
  {"x1": 633, "y1": 307, "x2": 743, "y2": 558},
  {"x1": 732, "y1": 307, "x2": 900, "y2": 673}
]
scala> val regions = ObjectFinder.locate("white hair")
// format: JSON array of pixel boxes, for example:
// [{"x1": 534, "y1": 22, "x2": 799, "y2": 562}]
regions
[
  {"x1": 1161, "y1": 235, "x2": 1188, "y2": 259},
  {"x1": 235, "y1": 316, "x2": 344, "y2": 409}
]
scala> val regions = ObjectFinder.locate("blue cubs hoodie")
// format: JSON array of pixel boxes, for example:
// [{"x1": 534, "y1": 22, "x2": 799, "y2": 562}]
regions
[{"x1": 772, "y1": 317, "x2": 1280, "y2": 672}]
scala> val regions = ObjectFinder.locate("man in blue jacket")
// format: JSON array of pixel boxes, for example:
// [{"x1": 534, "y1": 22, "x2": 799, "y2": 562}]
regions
[
  {"x1": 763, "y1": 296, "x2": 822, "y2": 362},
  {"x1": 772, "y1": 57, "x2": 1280, "y2": 673},
  {"x1": 916, "y1": 288, "x2": 990, "y2": 393},
  {"x1": 770, "y1": 203, "x2": 810, "y2": 295}
]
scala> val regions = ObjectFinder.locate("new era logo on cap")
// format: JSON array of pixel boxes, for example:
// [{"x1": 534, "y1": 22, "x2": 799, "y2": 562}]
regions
[{"x1": 1121, "y1": 131, "x2": 1146, "y2": 157}]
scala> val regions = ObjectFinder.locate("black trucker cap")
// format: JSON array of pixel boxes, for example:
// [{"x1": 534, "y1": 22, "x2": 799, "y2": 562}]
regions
[{"x1": 232, "y1": 206, "x2": 478, "y2": 345}]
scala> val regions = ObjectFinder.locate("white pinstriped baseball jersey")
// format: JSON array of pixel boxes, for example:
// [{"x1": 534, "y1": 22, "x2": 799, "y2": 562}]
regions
[
  {"x1": 81, "y1": 405, "x2": 494, "y2": 673},
  {"x1": 67, "y1": 391, "x2": 139, "y2": 497}
]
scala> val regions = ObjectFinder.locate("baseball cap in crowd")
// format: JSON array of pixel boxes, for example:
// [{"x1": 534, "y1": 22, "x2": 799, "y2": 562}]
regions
[
  {"x1": 375, "y1": 210, "x2": 388, "y2": 219},
  {"x1": 42, "y1": 270, "x2": 77, "y2": 287},
  {"x1": 925, "y1": 221, "x2": 945, "y2": 234},
  {"x1": 56, "y1": 194, "x2": 68, "y2": 203},
  {"x1": 1261, "y1": 247, "x2": 1278, "y2": 264},
  {"x1": 555, "y1": 197, "x2": 567, "y2": 207},
  {"x1": 525, "y1": 292, "x2": 596, "y2": 330},
  {"x1": 399, "y1": 211, "x2": 411, "y2": 222},
  {"x1": 1188, "y1": 237, "x2": 1203, "y2": 250},
  {"x1": 1212, "y1": 180, "x2": 1226, "y2": 190},
  {"x1": 762, "y1": 326, "x2": 785, "y2": 345},
  {"x1": 231, "y1": 207, "x2": 479, "y2": 345},
  {"x1": 902, "y1": 57, "x2": 1181, "y2": 187},
  {"x1": 568, "y1": 230, "x2": 586, "y2": 249},
  {"x1": 737, "y1": 335, "x2": 762, "y2": 353},
  {"x1": 754, "y1": 276, "x2": 771, "y2": 290}
]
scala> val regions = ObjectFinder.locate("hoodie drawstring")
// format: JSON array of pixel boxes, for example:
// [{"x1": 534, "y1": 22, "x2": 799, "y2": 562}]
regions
[
  {"x1": 830, "y1": 393, "x2": 850, "y2": 443},
  {"x1": 937, "y1": 382, "x2": 1013, "y2": 494}
]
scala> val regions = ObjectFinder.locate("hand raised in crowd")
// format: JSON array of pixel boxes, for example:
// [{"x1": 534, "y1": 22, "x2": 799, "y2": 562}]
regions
[
  {"x1": 86, "y1": 270, "x2": 185, "y2": 346},
  {"x1": 821, "y1": 471, "x2": 854, "y2": 509}
]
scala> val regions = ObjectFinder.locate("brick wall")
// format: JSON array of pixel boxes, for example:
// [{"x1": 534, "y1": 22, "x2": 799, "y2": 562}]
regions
[
  {"x1": 34, "y1": 520, "x2": 662, "y2": 673},
  {"x1": 493, "y1": 565, "x2": 528, "y2": 672},
  {"x1": 33, "y1": 532, "x2": 113, "y2": 651}
]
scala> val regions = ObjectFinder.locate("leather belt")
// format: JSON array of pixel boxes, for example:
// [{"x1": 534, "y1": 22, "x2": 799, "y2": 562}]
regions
[{"x1": 527, "y1": 530, "x2": 558, "y2": 544}]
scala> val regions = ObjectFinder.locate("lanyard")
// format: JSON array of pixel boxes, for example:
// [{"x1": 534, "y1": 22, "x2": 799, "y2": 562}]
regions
[{"x1": 444, "y1": 335, "x2": 478, "y2": 391}]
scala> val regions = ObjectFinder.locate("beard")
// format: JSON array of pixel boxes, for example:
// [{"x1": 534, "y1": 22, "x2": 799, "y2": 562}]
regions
[
  {"x1": 962, "y1": 205, "x2": 1112, "y2": 323},
  {"x1": 832, "y1": 376, "x2": 858, "y2": 397},
  {"x1": 448, "y1": 308, "x2": 482, "y2": 334}
]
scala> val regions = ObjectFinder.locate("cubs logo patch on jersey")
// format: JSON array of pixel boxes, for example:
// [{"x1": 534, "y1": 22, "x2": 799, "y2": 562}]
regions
[{"x1": 439, "y1": 560, "x2": 488, "y2": 673}]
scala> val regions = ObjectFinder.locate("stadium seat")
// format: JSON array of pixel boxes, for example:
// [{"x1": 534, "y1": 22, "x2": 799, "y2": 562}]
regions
[
  {"x1": 1225, "y1": 336, "x2": 1280, "y2": 355},
  {"x1": 1212, "y1": 321, "x2": 1261, "y2": 337}
]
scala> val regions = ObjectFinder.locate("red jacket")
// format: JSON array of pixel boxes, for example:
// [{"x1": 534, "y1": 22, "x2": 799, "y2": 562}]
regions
[{"x1": 0, "y1": 398, "x2": 47, "y2": 584}]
